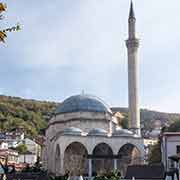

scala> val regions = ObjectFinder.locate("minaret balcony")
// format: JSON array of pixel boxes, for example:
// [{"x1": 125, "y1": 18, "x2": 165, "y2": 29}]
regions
[{"x1": 126, "y1": 38, "x2": 139, "y2": 48}]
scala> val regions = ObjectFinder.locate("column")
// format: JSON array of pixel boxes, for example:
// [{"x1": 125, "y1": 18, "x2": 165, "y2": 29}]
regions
[
  {"x1": 114, "y1": 159, "x2": 117, "y2": 170},
  {"x1": 88, "y1": 159, "x2": 92, "y2": 178},
  {"x1": 60, "y1": 153, "x2": 64, "y2": 175}
]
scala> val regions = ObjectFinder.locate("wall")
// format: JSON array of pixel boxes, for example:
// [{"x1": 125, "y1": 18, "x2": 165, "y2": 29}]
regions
[
  {"x1": 19, "y1": 154, "x2": 37, "y2": 164},
  {"x1": 47, "y1": 134, "x2": 144, "y2": 174},
  {"x1": 47, "y1": 111, "x2": 112, "y2": 140}
]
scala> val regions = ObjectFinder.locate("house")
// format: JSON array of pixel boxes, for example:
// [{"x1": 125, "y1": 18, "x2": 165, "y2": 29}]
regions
[
  {"x1": 0, "y1": 141, "x2": 8, "y2": 150},
  {"x1": 23, "y1": 138, "x2": 41, "y2": 157},
  {"x1": 161, "y1": 132, "x2": 180, "y2": 170},
  {"x1": 35, "y1": 136, "x2": 45, "y2": 160},
  {"x1": 17, "y1": 138, "x2": 43, "y2": 165},
  {"x1": 18, "y1": 151, "x2": 37, "y2": 165},
  {"x1": 0, "y1": 149, "x2": 19, "y2": 164},
  {"x1": 0, "y1": 131, "x2": 25, "y2": 148}
]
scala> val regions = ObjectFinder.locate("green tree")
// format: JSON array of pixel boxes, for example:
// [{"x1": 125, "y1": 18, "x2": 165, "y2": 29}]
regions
[
  {"x1": 148, "y1": 141, "x2": 161, "y2": 164},
  {"x1": 15, "y1": 144, "x2": 28, "y2": 154},
  {"x1": 0, "y1": 2, "x2": 20, "y2": 42},
  {"x1": 121, "y1": 113, "x2": 129, "y2": 129},
  {"x1": 166, "y1": 118, "x2": 180, "y2": 132},
  {"x1": 0, "y1": 116, "x2": 7, "y2": 132}
]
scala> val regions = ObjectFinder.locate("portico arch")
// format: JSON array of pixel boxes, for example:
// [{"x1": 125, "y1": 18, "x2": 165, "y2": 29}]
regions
[
  {"x1": 64, "y1": 141, "x2": 88, "y2": 176},
  {"x1": 92, "y1": 143, "x2": 113, "y2": 175},
  {"x1": 117, "y1": 143, "x2": 141, "y2": 175}
]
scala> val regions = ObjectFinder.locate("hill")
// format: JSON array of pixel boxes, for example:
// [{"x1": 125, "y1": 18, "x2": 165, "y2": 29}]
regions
[
  {"x1": 0, "y1": 95, "x2": 57, "y2": 137},
  {"x1": 111, "y1": 107, "x2": 180, "y2": 137},
  {"x1": 0, "y1": 95, "x2": 180, "y2": 137}
]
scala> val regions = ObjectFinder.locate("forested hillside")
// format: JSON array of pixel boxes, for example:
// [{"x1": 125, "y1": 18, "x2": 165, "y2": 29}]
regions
[
  {"x1": 112, "y1": 107, "x2": 180, "y2": 131},
  {"x1": 0, "y1": 95, "x2": 180, "y2": 138},
  {"x1": 0, "y1": 95, "x2": 57, "y2": 137}
]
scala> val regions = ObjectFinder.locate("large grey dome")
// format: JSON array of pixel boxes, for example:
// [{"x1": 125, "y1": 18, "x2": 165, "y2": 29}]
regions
[{"x1": 55, "y1": 94, "x2": 112, "y2": 115}]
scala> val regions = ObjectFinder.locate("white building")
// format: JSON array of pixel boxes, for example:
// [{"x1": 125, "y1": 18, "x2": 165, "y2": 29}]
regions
[
  {"x1": 23, "y1": 138, "x2": 40, "y2": 156},
  {"x1": 0, "y1": 141, "x2": 8, "y2": 150},
  {"x1": 43, "y1": 1, "x2": 144, "y2": 177},
  {"x1": 161, "y1": 132, "x2": 180, "y2": 170},
  {"x1": 44, "y1": 94, "x2": 144, "y2": 177},
  {"x1": 0, "y1": 131, "x2": 25, "y2": 148},
  {"x1": 19, "y1": 152, "x2": 37, "y2": 165},
  {"x1": 18, "y1": 138, "x2": 42, "y2": 165}
]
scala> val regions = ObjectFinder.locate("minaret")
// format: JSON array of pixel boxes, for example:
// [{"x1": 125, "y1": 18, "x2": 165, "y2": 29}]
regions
[{"x1": 126, "y1": 1, "x2": 141, "y2": 136}]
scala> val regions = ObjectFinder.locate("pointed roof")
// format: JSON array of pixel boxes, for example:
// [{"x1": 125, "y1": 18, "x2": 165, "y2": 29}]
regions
[{"x1": 129, "y1": 0, "x2": 135, "y2": 19}]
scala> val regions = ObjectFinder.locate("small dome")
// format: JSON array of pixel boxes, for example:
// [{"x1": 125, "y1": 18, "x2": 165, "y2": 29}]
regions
[
  {"x1": 55, "y1": 94, "x2": 112, "y2": 115},
  {"x1": 88, "y1": 128, "x2": 108, "y2": 136},
  {"x1": 63, "y1": 127, "x2": 83, "y2": 135},
  {"x1": 113, "y1": 128, "x2": 134, "y2": 136}
]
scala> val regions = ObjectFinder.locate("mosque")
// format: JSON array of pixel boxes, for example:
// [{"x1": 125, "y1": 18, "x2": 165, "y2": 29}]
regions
[{"x1": 43, "y1": 1, "x2": 144, "y2": 177}]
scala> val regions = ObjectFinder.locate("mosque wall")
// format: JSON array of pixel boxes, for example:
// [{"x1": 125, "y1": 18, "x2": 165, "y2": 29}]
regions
[
  {"x1": 48, "y1": 135, "x2": 144, "y2": 175},
  {"x1": 46, "y1": 120, "x2": 110, "y2": 141},
  {"x1": 49, "y1": 112, "x2": 112, "y2": 124},
  {"x1": 66, "y1": 120, "x2": 109, "y2": 133},
  {"x1": 57, "y1": 135, "x2": 144, "y2": 156},
  {"x1": 47, "y1": 111, "x2": 113, "y2": 139}
]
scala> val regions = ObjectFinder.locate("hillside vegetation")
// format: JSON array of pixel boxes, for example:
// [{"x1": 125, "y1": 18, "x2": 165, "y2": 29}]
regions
[
  {"x1": 0, "y1": 95, "x2": 57, "y2": 137},
  {"x1": 0, "y1": 95, "x2": 179, "y2": 137},
  {"x1": 112, "y1": 107, "x2": 180, "y2": 131}
]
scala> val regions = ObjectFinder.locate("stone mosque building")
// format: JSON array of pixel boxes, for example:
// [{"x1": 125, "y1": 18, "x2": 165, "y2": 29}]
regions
[{"x1": 43, "y1": 1, "x2": 144, "y2": 177}]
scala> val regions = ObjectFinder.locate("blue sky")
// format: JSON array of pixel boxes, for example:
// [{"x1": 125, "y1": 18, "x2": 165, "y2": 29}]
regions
[{"x1": 1, "y1": 0, "x2": 180, "y2": 113}]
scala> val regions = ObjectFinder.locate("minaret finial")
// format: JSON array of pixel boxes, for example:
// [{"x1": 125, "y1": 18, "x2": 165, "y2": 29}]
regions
[{"x1": 129, "y1": 0, "x2": 135, "y2": 19}]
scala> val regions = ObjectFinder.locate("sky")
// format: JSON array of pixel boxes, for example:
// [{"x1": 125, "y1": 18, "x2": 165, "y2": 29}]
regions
[{"x1": 1, "y1": 0, "x2": 180, "y2": 113}]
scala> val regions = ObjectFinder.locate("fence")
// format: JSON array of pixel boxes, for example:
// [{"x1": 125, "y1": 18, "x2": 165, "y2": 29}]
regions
[
  {"x1": 80, "y1": 177, "x2": 164, "y2": 180},
  {"x1": 6, "y1": 172, "x2": 48, "y2": 180},
  {"x1": 4, "y1": 174, "x2": 166, "y2": 180}
]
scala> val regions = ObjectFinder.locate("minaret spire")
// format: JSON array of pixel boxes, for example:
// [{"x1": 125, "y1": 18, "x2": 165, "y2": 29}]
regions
[
  {"x1": 128, "y1": 0, "x2": 136, "y2": 39},
  {"x1": 129, "y1": 0, "x2": 135, "y2": 19},
  {"x1": 126, "y1": 1, "x2": 141, "y2": 136}
]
